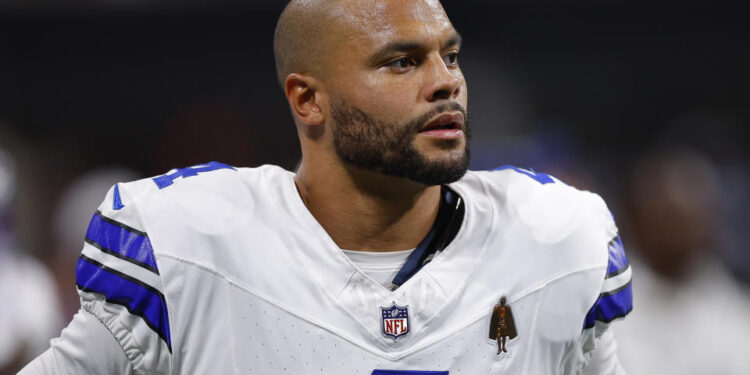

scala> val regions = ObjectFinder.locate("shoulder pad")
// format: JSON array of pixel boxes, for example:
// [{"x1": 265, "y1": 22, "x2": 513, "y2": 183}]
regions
[{"x1": 475, "y1": 166, "x2": 611, "y2": 244}]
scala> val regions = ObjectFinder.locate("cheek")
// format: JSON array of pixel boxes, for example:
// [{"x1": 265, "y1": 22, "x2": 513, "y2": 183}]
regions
[
  {"x1": 456, "y1": 72, "x2": 469, "y2": 105},
  {"x1": 351, "y1": 75, "x2": 421, "y2": 120}
]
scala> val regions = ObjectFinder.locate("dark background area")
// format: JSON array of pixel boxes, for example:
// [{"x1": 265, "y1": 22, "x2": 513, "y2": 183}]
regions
[{"x1": 2, "y1": 1, "x2": 747, "y2": 170}]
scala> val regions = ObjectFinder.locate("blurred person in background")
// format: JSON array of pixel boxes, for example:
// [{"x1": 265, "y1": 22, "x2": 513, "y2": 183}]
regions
[
  {"x1": 49, "y1": 167, "x2": 140, "y2": 322},
  {"x1": 0, "y1": 144, "x2": 62, "y2": 375},
  {"x1": 612, "y1": 147, "x2": 750, "y2": 374}
]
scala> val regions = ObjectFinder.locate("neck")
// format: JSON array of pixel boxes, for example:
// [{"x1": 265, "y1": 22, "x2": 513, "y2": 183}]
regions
[{"x1": 294, "y1": 157, "x2": 441, "y2": 252}]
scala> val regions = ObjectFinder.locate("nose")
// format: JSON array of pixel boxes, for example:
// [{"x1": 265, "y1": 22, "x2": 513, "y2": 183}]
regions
[{"x1": 422, "y1": 54, "x2": 461, "y2": 102}]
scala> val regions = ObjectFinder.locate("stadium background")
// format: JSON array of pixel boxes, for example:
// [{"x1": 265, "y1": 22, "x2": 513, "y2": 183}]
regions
[{"x1": 1, "y1": 1, "x2": 748, "y2": 373}]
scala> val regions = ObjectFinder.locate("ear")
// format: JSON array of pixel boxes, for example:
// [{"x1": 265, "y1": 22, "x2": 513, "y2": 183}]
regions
[{"x1": 284, "y1": 73, "x2": 325, "y2": 126}]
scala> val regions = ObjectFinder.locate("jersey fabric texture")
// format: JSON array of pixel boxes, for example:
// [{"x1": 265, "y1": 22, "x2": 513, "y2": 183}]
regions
[{"x1": 22, "y1": 163, "x2": 632, "y2": 374}]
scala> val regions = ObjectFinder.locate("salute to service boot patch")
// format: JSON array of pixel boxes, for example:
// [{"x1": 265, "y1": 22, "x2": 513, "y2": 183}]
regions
[{"x1": 489, "y1": 296, "x2": 517, "y2": 354}]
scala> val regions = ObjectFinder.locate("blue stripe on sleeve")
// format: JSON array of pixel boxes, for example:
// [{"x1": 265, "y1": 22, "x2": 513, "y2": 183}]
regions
[
  {"x1": 583, "y1": 304, "x2": 596, "y2": 329},
  {"x1": 583, "y1": 282, "x2": 633, "y2": 329},
  {"x1": 606, "y1": 236, "x2": 629, "y2": 276},
  {"x1": 85, "y1": 212, "x2": 159, "y2": 274},
  {"x1": 583, "y1": 235, "x2": 634, "y2": 329},
  {"x1": 596, "y1": 283, "x2": 633, "y2": 319},
  {"x1": 76, "y1": 256, "x2": 172, "y2": 350}
]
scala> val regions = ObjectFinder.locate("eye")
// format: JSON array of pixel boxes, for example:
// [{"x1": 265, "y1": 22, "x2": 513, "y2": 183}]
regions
[
  {"x1": 385, "y1": 57, "x2": 416, "y2": 70},
  {"x1": 444, "y1": 52, "x2": 459, "y2": 66}
]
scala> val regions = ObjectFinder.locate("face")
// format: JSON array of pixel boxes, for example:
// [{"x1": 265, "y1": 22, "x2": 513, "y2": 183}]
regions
[{"x1": 323, "y1": 0, "x2": 470, "y2": 185}]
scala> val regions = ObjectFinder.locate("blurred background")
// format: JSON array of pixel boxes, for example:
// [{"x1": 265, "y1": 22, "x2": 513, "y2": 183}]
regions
[{"x1": 0, "y1": 0, "x2": 748, "y2": 373}]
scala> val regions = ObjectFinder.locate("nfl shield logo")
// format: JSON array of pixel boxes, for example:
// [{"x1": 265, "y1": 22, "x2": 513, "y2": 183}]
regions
[{"x1": 381, "y1": 303, "x2": 410, "y2": 339}]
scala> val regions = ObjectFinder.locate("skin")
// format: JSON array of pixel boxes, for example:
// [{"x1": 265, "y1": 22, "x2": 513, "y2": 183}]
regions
[{"x1": 279, "y1": 0, "x2": 468, "y2": 252}]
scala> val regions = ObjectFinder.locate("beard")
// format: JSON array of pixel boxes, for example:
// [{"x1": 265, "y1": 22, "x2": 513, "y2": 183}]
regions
[{"x1": 329, "y1": 96, "x2": 471, "y2": 186}]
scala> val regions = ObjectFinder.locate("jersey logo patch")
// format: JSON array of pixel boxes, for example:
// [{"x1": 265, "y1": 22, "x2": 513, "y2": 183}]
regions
[
  {"x1": 489, "y1": 296, "x2": 517, "y2": 354},
  {"x1": 381, "y1": 303, "x2": 410, "y2": 339}
]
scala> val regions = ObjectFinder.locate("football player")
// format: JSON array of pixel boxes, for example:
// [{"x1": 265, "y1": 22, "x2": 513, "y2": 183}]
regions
[{"x1": 21, "y1": 0, "x2": 631, "y2": 374}]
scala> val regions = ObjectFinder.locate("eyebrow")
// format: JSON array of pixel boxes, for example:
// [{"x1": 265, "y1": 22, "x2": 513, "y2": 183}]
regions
[
  {"x1": 369, "y1": 32, "x2": 463, "y2": 63},
  {"x1": 444, "y1": 32, "x2": 462, "y2": 49}
]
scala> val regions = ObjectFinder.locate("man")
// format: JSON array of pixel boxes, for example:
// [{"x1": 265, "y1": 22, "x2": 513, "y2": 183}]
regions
[{"x1": 21, "y1": 0, "x2": 631, "y2": 373}]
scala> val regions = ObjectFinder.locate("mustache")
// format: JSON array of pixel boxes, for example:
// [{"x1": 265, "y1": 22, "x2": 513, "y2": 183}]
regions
[{"x1": 406, "y1": 102, "x2": 468, "y2": 132}]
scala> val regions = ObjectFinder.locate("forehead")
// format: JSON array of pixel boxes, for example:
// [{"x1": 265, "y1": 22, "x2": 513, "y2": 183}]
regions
[{"x1": 336, "y1": 0, "x2": 455, "y2": 49}]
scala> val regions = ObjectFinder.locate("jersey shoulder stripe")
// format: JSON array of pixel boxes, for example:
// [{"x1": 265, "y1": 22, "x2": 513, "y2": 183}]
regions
[
  {"x1": 77, "y1": 209, "x2": 172, "y2": 352},
  {"x1": 584, "y1": 235, "x2": 633, "y2": 329},
  {"x1": 76, "y1": 256, "x2": 172, "y2": 352},
  {"x1": 605, "y1": 236, "x2": 629, "y2": 276},
  {"x1": 85, "y1": 210, "x2": 158, "y2": 274}
]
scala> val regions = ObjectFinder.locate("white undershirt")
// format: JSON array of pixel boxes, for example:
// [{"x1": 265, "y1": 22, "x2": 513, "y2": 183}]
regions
[{"x1": 341, "y1": 248, "x2": 415, "y2": 289}]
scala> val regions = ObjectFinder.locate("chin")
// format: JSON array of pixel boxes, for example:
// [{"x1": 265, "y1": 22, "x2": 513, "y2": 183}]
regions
[
  {"x1": 421, "y1": 145, "x2": 467, "y2": 162},
  {"x1": 415, "y1": 136, "x2": 465, "y2": 152},
  {"x1": 414, "y1": 152, "x2": 470, "y2": 184}
]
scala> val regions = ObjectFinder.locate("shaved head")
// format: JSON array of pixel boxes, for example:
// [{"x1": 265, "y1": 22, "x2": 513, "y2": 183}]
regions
[
  {"x1": 273, "y1": 0, "x2": 339, "y2": 88},
  {"x1": 273, "y1": 0, "x2": 453, "y2": 88}
]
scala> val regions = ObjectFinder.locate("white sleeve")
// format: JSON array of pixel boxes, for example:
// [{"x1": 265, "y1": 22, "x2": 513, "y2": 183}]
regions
[
  {"x1": 18, "y1": 310, "x2": 133, "y2": 375},
  {"x1": 25, "y1": 182, "x2": 173, "y2": 374},
  {"x1": 582, "y1": 327, "x2": 627, "y2": 375}
]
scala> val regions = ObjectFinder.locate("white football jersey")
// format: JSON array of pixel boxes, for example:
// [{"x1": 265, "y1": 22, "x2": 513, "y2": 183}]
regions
[{"x1": 25, "y1": 163, "x2": 632, "y2": 374}]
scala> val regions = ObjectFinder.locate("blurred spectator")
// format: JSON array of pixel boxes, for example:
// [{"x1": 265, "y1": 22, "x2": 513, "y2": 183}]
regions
[
  {"x1": 0, "y1": 146, "x2": 62, "y2": 375},
  {"x1": 656, "y1": 112, "x2": 750, "y2": 285},
  {"x1": 612, "y1": 148, "x2": 750, "y2": 374},
  {"x1": 50, "y1": 167, "x2": 140, "y2": 322}
]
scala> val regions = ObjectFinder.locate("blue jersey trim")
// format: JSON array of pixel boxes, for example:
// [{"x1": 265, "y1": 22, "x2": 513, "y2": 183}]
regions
[
  {"x1": 112, "y1": 184, "x2": 125, "y2": 210},
  {"x1": 76, "y1": 256, "x2": 172, "y2": 350},
  {"x1": 85, "y1": 212, "x2": 159, "y2": 274},
  {"x1": 584, "y1": 282, "x2": 633, "y2": 329},
  {"x1": 583, "y1": 234, "x2": 633, "y2": 329},
  {"x1": 606, "y1": 236, "x2": 629, "y2": 276}
]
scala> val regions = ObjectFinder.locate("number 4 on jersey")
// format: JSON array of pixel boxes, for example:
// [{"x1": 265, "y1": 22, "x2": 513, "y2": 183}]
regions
[
  {"x1": 153, "y1": 161, "x2": 236, "y2": 189},
  {"x1": 494, "y1": 165, "x2": 555, "y2": 185}
]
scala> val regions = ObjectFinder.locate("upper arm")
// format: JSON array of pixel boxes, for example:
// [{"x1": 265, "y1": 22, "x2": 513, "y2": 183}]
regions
[
  {"x1": 579, "y1": 215, "x2": 633, "y2": 373},
  {"x1": 581, "y1": 328, "x2": 628, "y2": 375},
  {"x1": 75, "y1": 183, "x2": 173, "y2": 374},
  {"x1": 583, "y1": 235, "x2": 633, "y2": 330},
  {"x1": 18, "y1": 310, "x2": 133, "y2": 375}
]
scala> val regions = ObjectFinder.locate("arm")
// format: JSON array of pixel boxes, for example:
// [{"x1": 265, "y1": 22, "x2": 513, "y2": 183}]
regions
[
  {"x1": 582, "y1": 328, "x2": 627, "y2": 375},
  {"x1": 581, "y1": 235, "x2": 633, "y2": 374},
  {"x1": 18, "y1": 310, "x2": 133, "y2": 375},
  {"x1": 22, "y1": 182, "x2": 172, "y2": 374}
]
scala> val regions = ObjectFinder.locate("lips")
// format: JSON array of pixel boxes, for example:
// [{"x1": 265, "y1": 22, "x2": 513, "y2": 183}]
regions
[
  {"x1": 418, "y1": 112, "x2": 465, "y2": 140},
  {"x1": 419, "y1": 112, "x2": 465, "y2": 133}
]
